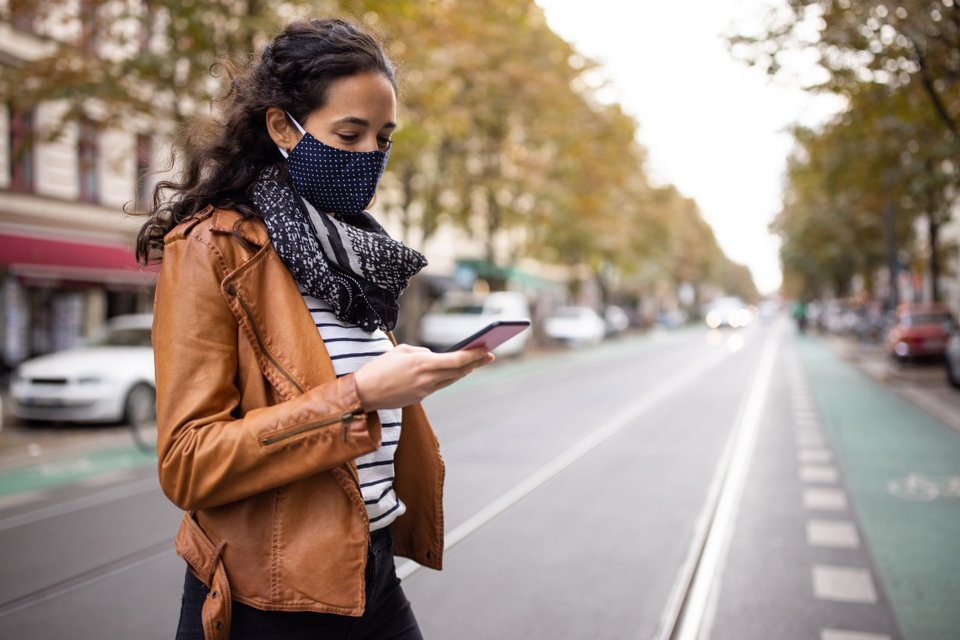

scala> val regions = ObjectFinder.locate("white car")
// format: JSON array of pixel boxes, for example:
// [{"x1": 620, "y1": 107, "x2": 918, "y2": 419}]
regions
[
  {"x1": 544, "y1": 306, "x2": 606, "y2": 347},
  {"x1": 10, "y1": 314, "x2": 155, "y2": 424},
  {"x1": 418, "y1": 291, "x2": 531, "y2": 357},
  {"x1": 705, "y1": 296, "x2": 752, "y2": 329}
]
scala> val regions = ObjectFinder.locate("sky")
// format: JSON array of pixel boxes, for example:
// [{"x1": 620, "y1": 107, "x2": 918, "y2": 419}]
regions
[{"x1": 536, "y1": 0, "x2": 844, "y2": 295}]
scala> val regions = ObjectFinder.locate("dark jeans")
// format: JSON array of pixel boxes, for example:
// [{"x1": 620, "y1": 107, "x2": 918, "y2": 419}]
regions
[{"x1": 175, "y1": 527, "x2": 422, "y2": 640}]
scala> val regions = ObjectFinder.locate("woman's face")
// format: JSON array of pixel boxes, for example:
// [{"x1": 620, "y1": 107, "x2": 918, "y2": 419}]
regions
[{"x1": 278, "y1": 72, "x2": 397, "y2": 154}]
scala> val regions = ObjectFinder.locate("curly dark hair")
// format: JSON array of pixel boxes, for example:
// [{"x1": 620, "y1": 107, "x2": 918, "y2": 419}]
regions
[{"x1": 135, "y1": 18, "x2": 396, "y2": 264}]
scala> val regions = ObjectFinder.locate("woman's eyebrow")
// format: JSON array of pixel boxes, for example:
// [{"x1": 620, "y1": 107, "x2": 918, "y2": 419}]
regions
[{"x1": 334, "y1": 116, "x2": 397, "y2": 130}]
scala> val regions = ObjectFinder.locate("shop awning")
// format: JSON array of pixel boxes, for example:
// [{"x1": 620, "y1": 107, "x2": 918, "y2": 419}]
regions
[{"x1": 0, "y1": 230, "x2": 157, "y2": 286}]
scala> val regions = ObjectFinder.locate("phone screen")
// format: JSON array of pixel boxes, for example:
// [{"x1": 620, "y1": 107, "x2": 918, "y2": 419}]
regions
[{"x1": 444, "y1": 320, "x2": 531, "y2": 352}]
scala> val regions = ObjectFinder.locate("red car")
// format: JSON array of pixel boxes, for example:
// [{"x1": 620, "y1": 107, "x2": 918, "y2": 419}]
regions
[{"x1": 885, "y1": 303, "x2": 958, "y2": 362}]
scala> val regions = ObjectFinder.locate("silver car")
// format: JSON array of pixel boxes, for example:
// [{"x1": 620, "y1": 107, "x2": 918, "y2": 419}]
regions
[{"x1": 10, "y1": 314, "x2": 155, "y2": 424}]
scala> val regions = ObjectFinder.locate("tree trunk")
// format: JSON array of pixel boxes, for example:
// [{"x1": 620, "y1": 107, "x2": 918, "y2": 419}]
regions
[{"x1": 928, "y1": 211, "x2": 941, "y2": 302}]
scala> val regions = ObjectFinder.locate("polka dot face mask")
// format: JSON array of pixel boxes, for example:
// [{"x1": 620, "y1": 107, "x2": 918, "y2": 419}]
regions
[{"x1": 280, "y1": 113, "x2": 389, "y2": 215}]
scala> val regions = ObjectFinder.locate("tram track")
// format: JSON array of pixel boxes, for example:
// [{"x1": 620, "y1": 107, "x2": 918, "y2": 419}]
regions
[
  {"x1": 0, "y1": 537, "x2": 174, "y2": 618},
  {"x1": 654, "y1": 327, "x2": 779, "y2": 640}
]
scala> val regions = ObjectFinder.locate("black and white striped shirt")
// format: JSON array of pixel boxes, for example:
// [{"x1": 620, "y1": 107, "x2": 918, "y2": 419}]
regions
[{"x1": 302, "y1": 293, "x2": 405, "y2": 531}]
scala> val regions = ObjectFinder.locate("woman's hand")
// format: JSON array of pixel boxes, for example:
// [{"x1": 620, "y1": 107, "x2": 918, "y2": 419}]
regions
[{"x1": 353, "y1": 344, "x2": 495, "y2": 412}]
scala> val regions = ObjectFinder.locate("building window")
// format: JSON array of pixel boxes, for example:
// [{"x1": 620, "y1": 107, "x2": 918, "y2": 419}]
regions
[
  {"x1": 9, "y1": 0, "x2": 37, "y2": 31},
  {"x1": 135, "y1": 134, "x2": 152, "y2": 210},
  {"x1": 78, "y1": 118, "x2": 99, "y2": 203},
  {"x1": 8, "y1": 106, "x2": 35, "y2": 192}
]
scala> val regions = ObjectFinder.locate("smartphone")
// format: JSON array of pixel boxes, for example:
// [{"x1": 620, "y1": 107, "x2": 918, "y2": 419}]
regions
[{"x1": 444, "y1": 320, "x2": 532, "y2": 352}]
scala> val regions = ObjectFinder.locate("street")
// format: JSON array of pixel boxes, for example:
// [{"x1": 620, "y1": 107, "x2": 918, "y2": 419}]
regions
[{"x1": 1, "y1": 319, "x2": 959, "y2": 639}]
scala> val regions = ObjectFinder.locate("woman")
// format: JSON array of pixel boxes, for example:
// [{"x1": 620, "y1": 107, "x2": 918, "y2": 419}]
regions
[{"x1": 137, "y1": 18, "x2": 491, "y2": 640}]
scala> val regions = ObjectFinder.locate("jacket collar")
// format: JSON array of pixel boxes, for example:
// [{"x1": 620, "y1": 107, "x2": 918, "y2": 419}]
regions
[{"x1": 210, "y1": 208, "x2": 270, "y2": 248}]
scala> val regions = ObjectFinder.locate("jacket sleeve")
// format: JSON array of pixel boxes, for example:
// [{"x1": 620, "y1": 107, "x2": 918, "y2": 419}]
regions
[{"x1": 153, "y1": 232, "x2": 380, "y2": 512}]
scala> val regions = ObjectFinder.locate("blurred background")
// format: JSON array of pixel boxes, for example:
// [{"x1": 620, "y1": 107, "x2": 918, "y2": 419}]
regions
[{"x1": 0, "y1": 1, "x2": 958, "y2": 639}]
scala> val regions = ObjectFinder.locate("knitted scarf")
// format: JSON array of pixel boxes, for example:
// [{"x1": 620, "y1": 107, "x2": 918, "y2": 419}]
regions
[{"x1": 252, "y1": 165, "x2": 426, "y2": 332}]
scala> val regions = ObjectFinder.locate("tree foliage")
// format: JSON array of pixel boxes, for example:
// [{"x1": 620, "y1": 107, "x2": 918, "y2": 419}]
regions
[
  {"x1": 732, "y1": 0, "x2": 960, "y2": 300},
  {"x1": 1, "y1": 0, "x2": 758, "y2": 304}
]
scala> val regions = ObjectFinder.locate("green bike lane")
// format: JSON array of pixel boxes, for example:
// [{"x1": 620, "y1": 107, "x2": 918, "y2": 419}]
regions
[
  {"x1": 797, "y1": 336, "x2": 960, "y2": 640},
  {"x1": 0, "y1": 418, "x2": 156, "y2": 504}
]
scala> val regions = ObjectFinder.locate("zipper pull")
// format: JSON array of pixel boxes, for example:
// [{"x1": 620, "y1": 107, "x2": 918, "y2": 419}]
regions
[{"x1": 341, "y1": 411, "x2": 357, "y2": 442}]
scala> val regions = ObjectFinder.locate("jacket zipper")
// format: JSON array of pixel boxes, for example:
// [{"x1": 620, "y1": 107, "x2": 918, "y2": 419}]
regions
[
  {"x1": 230, "y1": 286, "x2": 304, "y2": 395},
  {"x1": 229, "y1": 285, "x2": 363, "y2": 468},
  {"x1": 260, "y1": 411, "x2": 362, "y2": 445}
]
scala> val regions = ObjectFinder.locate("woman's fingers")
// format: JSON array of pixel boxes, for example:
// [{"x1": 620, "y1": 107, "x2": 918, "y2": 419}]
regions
[{"x1": 355, "y1": 345, "x2": 495, "y2": 412}]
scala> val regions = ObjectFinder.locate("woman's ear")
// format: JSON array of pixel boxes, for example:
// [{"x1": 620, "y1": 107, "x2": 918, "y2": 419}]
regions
[{"x1": 265, "y1": 107, "x2": 299, "y2": 153}]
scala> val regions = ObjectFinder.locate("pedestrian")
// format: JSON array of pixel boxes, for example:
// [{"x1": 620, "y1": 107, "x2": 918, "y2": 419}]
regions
[
  {"x1": 793, "y1": 299, "x2": 808, "y2": 334},
  {"x1": 136, "y1": 18, "x2": 493, "y2": 640}
]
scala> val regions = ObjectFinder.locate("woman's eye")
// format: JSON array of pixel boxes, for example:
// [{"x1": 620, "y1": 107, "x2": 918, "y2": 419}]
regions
[
  {"x1": 378, "y1": 137, "x2": 393, "y2": 150},
  {"x1": 337, "y1": 133, "x2": 359, "y2": 142}
]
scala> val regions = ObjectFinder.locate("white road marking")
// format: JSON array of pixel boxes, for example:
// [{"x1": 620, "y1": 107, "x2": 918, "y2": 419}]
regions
[
  {"x1": 664, "y1": 327, "x2": 780, "y2": 640},
  {"x1": 806, "y1": 520, "x2": 860, "y2": 549},
  {"x1": 800, "y1": 465, "x2": 840, "y2": 484},
  {"x1": 796, "y1": 432, "x2": 827, "y2": 446},
  {"x1": 799, "y1": 449, "x2": 833, "y2": 464},
  {"x1": 803, "y1": 488, "x2": 848, "y2": 511},
  {"x1": 397, "y1": 335, "x2": 739, "y2": 581},
  {"x1": 821, "y1": 629, "x2": 891, "y2": 640},
  {"x1": 812, "y1": 565, "x2": 878, "y2": 603}
]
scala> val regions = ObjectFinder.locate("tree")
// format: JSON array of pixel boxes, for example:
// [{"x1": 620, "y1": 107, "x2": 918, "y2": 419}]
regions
[
  {"x1": 732, "y1": 0, "x2": 960, "y2": 300},
  {"x1": 3, "y1": 0, "x2": 759, "y2": 304},
  {"x1": 0, "y1": 0, "x2": 287, "y2": 133},
  {"x1": 730, "y1": 0, "x2": 960, "y2": 137}
]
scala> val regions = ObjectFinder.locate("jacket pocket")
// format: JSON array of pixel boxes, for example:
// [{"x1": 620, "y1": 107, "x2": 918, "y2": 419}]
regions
[{"x1": 258, "y1": 410, "x2": 365, "y2": 446}]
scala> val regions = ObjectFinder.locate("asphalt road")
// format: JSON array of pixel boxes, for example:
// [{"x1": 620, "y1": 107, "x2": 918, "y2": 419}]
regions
[{"x1": 2, "y1": 319, "x2": 957, "y2": 639}]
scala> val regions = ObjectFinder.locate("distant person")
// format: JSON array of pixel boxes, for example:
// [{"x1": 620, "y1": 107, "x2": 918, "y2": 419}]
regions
[
  {"x1": 136, "y1": 18, "x2": 493, "y2": 639},
  {"x1": 793, "y1": 299, "x2": 808, "y2": 333}
]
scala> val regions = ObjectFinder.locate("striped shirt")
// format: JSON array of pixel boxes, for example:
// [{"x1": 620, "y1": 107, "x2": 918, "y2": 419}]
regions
[{"x1": 302, "y1": 293, "x2": 405, "y2": 531}]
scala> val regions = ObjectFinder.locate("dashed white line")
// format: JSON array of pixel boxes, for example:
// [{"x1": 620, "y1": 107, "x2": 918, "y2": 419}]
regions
[
  {"x1": 821, "y1": 629, "x2": 891, "y2": 640},
  {"x1": 796, "y1": 432, "x2": 827, "y2": 446},
  {"x1": 798, "y1": 448, "x2": 833, "y2": 464},
  {"x1": 806, "y1": 520, "x2": 860, "y2": 549},
  {"x1": 812, "y1": 565, "x2": 878, "y2": 603},
  {"x1": 803, "y1": 487, "x2": 848, "y2": 511},
  {"x1": 800, "y1": 465, "x2": 840, "y2": 484}
]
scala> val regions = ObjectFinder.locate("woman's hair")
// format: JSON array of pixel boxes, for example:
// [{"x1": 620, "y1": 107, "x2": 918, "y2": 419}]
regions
[{"x1": 135, "y1": 18, "x2": 396, "y2": 264}]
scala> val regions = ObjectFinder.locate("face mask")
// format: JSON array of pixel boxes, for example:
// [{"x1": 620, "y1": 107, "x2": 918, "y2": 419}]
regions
[{"x1": 279, "y1": 114, "x2": 389, "y2": 214}]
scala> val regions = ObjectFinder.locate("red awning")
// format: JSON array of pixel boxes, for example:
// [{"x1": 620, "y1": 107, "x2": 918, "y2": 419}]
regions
[{"x1": 0, "y1": 230, "x2": 157, "y2": 286}]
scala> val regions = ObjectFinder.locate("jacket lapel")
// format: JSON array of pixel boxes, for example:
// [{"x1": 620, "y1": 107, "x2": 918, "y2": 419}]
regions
[{"x1": 212, "y1": 211, "x2": 337, "y2": 399}]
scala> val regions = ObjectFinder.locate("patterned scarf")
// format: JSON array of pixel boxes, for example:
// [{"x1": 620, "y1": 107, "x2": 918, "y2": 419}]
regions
[{"x1": 252, "y1": 165, "x2": 427, "y2": 332}]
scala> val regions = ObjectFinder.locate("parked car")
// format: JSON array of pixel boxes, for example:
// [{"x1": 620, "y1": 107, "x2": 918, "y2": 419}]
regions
[
  {"x1": 10, "y1": 314, "x2": 156, "y2": 424},
  {"x1": 418, "y1": 291, "x2": 531, "y2": 356},
  {"x1": 884, "y1": 303, "x2": 957, "y2": 362},
  {"x1": 946, "y1": 327, "x2": 960, "y2": 388},
  {"x1": 704, "y1": 296, "x2": 751, "y2": 329},
  {"x1": 544, "y1": 306, "x2": 606, "y2": 347}
]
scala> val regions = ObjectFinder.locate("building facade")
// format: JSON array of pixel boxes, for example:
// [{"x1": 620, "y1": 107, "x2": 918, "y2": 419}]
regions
[{"x1": 0, "y1": 14, "x2": 158, "y2": 376}]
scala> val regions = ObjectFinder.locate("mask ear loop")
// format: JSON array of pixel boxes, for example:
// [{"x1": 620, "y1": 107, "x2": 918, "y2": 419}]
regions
[{"x1": 277, "y1": 112, "x2": 307, "y2": 159}]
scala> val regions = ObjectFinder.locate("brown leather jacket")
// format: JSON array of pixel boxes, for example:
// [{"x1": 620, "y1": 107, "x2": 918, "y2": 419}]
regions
[{"x1": 153, "y1": 207, "x2": 445, "y2": 640}]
